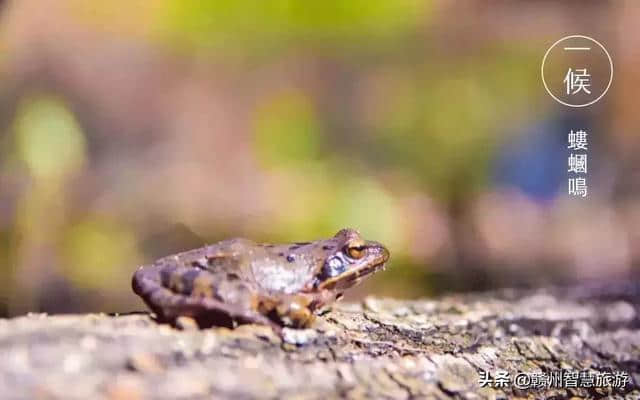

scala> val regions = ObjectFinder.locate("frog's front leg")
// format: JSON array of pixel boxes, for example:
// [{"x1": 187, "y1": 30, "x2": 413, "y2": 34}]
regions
[{"x1": 256, "y1": 294, "x2": 319, "y2": 328}]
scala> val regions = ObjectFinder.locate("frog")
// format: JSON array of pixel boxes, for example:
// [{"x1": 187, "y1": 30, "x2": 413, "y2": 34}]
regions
[{"x1": 132, "y1": 228, "x2": 390, "y2": 332}]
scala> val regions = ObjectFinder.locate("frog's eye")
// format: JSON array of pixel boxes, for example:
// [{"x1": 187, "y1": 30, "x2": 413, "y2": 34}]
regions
[
  {"x1": 321, "y1": 256, "x2": 346, "y2": 279},
  {"x1": 345, "y1": 244, "x2": 366, "y2": 260}
]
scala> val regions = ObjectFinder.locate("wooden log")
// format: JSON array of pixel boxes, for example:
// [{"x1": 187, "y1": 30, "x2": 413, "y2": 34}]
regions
[{"x1": 0, "y1": 284, "x2": 638, "y2": 399}]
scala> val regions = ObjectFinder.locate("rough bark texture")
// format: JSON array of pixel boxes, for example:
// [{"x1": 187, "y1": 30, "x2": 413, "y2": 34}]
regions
[{"x1": 1, "y1": 285, "x2": 639, "y2": 399}]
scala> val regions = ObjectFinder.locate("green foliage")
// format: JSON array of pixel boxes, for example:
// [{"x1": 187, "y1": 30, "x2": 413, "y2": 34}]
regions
[
  {"x1": 372, "y1": 47, "x2": 541, "y2": 200},
  {"x1": 61, "y1": 218, "x2": 139, "y2": 290},
  {"x1": 253, "y1": 90, "x2": 323, "y2": 167},
  {"x1": 14, "y1": 96, "x2": 87, "y2": 180},
  {"x1": 157, "y1": 0, "x2": 429, "y2": 51}
]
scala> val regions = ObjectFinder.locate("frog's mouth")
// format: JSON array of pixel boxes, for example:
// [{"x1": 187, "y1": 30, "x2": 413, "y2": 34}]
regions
[
  {"x1": 317, "y1": 247, "x2": 389, "y2": 291},
  {"x1": 357, "y1": 244, "x2": 390, "y2": 276},
  {"x1": 354, "y1": 260, "x2": 387, "y2": 278}
]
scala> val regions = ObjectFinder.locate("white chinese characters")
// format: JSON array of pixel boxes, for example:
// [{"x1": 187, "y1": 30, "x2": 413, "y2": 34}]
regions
[
  {"x1": 567, "y1": 129, "x2": 588, "y2": 197},
  {"x1": 564, "y1": 68, "x2": 591, "y2": 95},
  {"x1": 541, "y1": 35, "x2": 613, "y2": 107},
  {"x1": 567, "y1": 129, "x2": 588, "y2": 150},
  {"x1": 478, "y1": 369, "x2": 630, "y2": 390},
  {"x1": 568, "y1": 177, "x2": 587, "y2": 198},
  {"x1": 568, "y1": 154, "x2": 587, "y2": 174}
]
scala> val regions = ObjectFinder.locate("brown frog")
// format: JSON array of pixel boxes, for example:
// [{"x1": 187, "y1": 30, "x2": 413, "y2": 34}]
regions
[{"x1": 132, "y1": 228, "x2": 390, "y2": 331}]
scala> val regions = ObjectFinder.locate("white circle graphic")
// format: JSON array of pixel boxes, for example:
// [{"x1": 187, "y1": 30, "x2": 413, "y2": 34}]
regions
[{"x1": 541, "y1": 35, "x2": 613, "y2": 108}]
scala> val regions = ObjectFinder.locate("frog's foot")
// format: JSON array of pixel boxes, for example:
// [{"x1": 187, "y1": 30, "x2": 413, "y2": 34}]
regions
[
  {"x1": 275, "y1": 302, "x2": 315, "y2": 328},
  {"x1": 175, "y1": 316, "x2": 199, "y2": 330},
  {"x1": 254, "y1": 294, "x2": 317, "y2": 334},
  {"x1": 280, "y1": 327, "x2": 318, "y2": 346}
]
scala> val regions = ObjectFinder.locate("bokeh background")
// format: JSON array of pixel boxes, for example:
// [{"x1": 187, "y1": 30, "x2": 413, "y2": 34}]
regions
[{"x1": 1, "y1": 1, "x2": 639, "y2": 316}]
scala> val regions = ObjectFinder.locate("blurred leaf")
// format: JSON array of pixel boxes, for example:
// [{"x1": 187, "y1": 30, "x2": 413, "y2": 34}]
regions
[
  {"x1": 327, "y1": 173, "x2": 401, "y2": 250},
  {"x1": 14, "y1": 96, "x2": 87, "y2": 180},
  {"x1": 156, "y1": 0, "x2": 430, "y2": 51},
  {"x1": 61, "y1": 218, "x2": 139, "y2": 290},
  {"x1": 253, "y1": 90, "x2": 322, "y2": 167},
  {"x1": 260, "y1": 161, "x2": 402, "y2": 251},
  {"x1": 373, "y1": 47, "x2": 541, "y2": 200}
]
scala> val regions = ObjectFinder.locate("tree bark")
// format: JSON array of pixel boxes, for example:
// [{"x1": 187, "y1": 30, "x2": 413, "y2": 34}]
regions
[{"x1": 0, "y1": 284, "x2": 638, "y2": 399}]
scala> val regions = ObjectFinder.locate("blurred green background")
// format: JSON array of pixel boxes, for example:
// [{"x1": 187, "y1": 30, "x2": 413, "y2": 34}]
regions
[{"x1": 1, "y1": 1, "x2": 639, "y2": 316}]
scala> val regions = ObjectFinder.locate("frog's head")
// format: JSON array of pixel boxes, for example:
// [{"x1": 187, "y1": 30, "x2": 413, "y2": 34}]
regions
[{"x1": 310, "y1": 228, "x2": 390, "y2": 292}]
